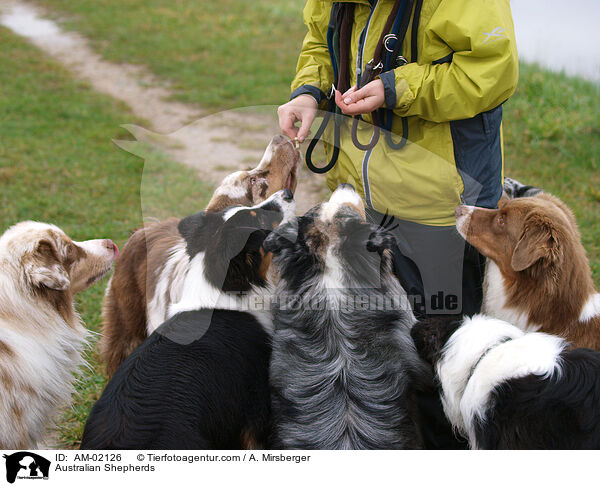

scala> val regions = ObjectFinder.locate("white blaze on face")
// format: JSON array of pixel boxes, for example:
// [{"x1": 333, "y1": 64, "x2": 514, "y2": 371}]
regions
[
  {"x1": 321, "y1": 186, "x2": 364, "y2": 223},
  {"x1": 455, "y1": 205, "x2": 475, "y2": 239},
  {"x1": 212, "y1": 171, "x2": 247, "y2": 200},
  {"x1": 74, "y1": 239, "x2": 113, "y2": 259},
  {"x1": 68, "y1": 239, "x2": 116, "y2": 293}
]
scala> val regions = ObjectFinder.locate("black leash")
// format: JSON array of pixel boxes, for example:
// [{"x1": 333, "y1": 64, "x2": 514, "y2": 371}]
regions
[
  {"x1": 352, "y1": 0, "x2": 415, "y2": 151},
  {"x1": 304, "y1": 94, "x2": 341, "y2": 174},
  {"x1": 304, "y1": 0, "x2": 420, "y2": 173},
  {"x1": 304, "y1": 3, "x2": 353, "y2": 174}
]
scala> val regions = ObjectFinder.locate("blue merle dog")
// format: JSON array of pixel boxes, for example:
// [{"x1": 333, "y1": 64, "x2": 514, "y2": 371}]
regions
[{"x1": 264, "y1": 184, "x2": 429, "y2": 449}]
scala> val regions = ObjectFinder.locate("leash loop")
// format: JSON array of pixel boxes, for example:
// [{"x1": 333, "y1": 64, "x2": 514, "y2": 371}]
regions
[
  {"x1": 305, "y1": 0, "x2": 421, "y2": 173},
  {"x1": 305, "y1": 88, "x2": 341, "y2": 174}
]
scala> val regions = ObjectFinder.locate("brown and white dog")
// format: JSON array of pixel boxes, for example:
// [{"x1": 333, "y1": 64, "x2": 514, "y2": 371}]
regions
[
  {"x1": 100, "y1": 135, "x2": 300, "y2": 376},
  {"x1": 455, "y1": 193, "x2": 600, "y2": 350},
  {"x1": 0, "y1": 221, "x2": 117, "y2": 448}
]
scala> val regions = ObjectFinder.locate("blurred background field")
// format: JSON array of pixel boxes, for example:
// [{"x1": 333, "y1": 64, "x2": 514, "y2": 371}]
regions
[{"x1": 0, "y1": 0, "x2": 598, "y2": 447}]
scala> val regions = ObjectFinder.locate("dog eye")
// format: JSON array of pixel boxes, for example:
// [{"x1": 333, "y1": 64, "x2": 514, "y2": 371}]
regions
[
  {"x1": 250, "y1": 177, "x2": 256, "y2": 185},
  {"x1": 497, "y1": 215, "x2": 505, "y2": 226}
]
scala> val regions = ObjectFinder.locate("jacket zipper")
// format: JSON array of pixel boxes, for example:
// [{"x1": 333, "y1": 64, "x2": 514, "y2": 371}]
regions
[
  {"x1": 356, "y1": 0, "x2": 379, "y2": 85},
  {"x1": 358, "y1": 1, "x2": 379, "y2": 209}
]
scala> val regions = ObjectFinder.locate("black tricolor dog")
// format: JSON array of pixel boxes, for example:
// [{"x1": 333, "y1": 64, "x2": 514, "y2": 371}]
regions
[
  {"x1": 411, "y1": 314, "x2": 600, "y2": 449},
  {"x1": 265, "y1": 184, "x2": 429, "y2": 449},
  {"x1": 81, "y1": 190, "x2": 295, "y2": 449}
]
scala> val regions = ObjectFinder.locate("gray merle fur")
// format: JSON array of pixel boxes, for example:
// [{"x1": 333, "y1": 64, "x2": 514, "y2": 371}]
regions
[{"x1": 265, "y1": 202, "x2": 430, "y2": 449}]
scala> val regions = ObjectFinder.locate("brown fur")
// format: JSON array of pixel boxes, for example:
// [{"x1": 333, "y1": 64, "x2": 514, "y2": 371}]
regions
[
  {"x1": 100, "y1": 136, "x2": 300, "y2": 376},
  {"x1": 0, "y1": 370, "x2": 14, "y2": 389},
  {"x1": 258, "y1": 249, "x2": 273, "y2": 282},
  {"x1": 458, "y1": 193, "x2": 600, "y2": 349},
  {"x1": 0, "y1": 341, "x2": 15, "y2": 357},
  {"x1": 101, "y1": 218, "x2": 180, "y2": 377},
  {"x1": 36, "y1": 287, "x2": 75, "y2": 326},
  {"x1": 240, "y1": 427, "x2": 261, "y2": 450}
]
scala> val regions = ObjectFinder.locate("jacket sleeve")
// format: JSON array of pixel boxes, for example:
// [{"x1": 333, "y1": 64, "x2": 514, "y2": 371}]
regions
[
  {"x1": 290, "y1": 0, "x2": 334, "y2": 106},
  {"x1": 379, "y1": 0, "x2": 518, "y2": 122}
]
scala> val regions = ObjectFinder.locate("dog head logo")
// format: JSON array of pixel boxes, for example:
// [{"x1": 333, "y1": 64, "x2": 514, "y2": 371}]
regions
[{"x1": 3, "y1": 452, "x2": 51, "y2": 483}]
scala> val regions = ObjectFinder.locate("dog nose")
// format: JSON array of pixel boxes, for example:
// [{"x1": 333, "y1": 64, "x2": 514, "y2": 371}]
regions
[
  {"x1": 281, "y1": 188, "x2": 294, "y2": 202},
  {"x1": 337, "y1": 183, "x2": 355, "y2": 191},
  {"x1": 103, "y1": 239, "x2": 119, "y2": 257},
  {"x1": 455, "y1": 206, "x2": 466, "y2": 218}
]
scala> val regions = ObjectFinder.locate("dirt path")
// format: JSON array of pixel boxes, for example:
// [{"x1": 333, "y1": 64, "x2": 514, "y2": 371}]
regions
[{"x1": 0, "y1": 0, "x2": 328, "y2": 215}]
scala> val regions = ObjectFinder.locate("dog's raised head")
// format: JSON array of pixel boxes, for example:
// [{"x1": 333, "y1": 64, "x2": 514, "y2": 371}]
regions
[
  {"x1": 455, "y1": 193, "x2": 585, "y2": 277},
  {"x1": 0, "y1": 221, "x2": 118, "y2": 324},
  {"x1": 264, "y1": 184, "x2": 398, "y2": 290},
  {"x1": 0, "y1": 221, "x2": 118, "y2": 295},
  {"x1": 178, "y1": 189, "x2": 296, "y2": 293},
  {"x1": 206, "y1": 135, "x2": 300, "y2": 212}
]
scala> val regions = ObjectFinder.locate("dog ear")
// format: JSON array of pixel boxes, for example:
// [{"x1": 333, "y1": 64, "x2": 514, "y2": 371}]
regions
[
  {"x1": 25, "y1": 240, "x2": 70, "y2": 291},
  {"x1": 178, "y1": 211, "x2": 210, "y2": 243},
  {"x1": 511, "y1": 215, "x2": 561, "y2": 271},
  {"x1": 178, "y1": 211, "x2": 218, "y2": 256},
  {"x1": 366, "y1": 230, "x2": 396, "y2": 254}
]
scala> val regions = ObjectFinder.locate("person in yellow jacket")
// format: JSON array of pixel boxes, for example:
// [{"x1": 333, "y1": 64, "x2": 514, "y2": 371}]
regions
[
  {"x1": 278, "y1": 0, "x2": 518, "y2": 449},
  {"x1": 279, "y1": 0, "x2": 518, "y2": 318}
]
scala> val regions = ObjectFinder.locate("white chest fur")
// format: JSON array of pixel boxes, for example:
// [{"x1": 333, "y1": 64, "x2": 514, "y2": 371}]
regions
[
  {"x1": 482, "y1": 261, "x2": 538, "y2": 331},
  {"x1": 580, "y1": 293, "x2": 600, "y2": 322},
  {"x1": 0, "y1": 318, "x2": 88, "y2": 448}
]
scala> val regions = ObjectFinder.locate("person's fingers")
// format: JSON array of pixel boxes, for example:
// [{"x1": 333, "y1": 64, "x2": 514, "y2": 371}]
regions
[
  {"x1": 279, "y1": 109, "x2": 299, "y2": 139},
  {"x1": 345, "y1": 84, "x2": 371, "y2": 104},
  {"x1": 339, "y1": 98, "x2": 376, "y2": 115},
  {"x1": 342, "y1": 85, "x2": 357, "y2": 100},
  {"x1": 335, "y1": 89, "x2": 356, "y2": 113},
  {"x1": 336, "y1": 86, "x2": 376, "y2": 115},
  {"x1": 297, "y1": 109, "x2": 316, "y2": 142},
  {"x1": 336, "y1": 80, "x2": 385, "y2": 115}
]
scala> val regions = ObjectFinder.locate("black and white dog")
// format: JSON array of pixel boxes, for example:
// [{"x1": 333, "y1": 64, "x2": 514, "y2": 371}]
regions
[
  {"x1": 264, "y1": 185, "x2": 429, "y2": 449},
  {"x1": 81, "y1": 190, "x2": 295, "y2": 449},
  {"x1": 411, "y1": 314, "x2": 600, "y2": 449},
  {"x1": 502, "y1": 176, "x2": 542, "y2": 199}
]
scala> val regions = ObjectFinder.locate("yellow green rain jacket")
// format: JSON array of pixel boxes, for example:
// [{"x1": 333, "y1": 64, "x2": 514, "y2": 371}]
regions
[{"x1": 291, "y1": 0, "x2": 518, "y2": 226}]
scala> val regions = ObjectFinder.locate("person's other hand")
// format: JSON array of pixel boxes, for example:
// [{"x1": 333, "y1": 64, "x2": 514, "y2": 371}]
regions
[
  {"x1": 335, "y1": 79, "x2": 385, "y2": 115},
  {"x1": 278, "y1": 94, "x2": 318, "y2": 143}
]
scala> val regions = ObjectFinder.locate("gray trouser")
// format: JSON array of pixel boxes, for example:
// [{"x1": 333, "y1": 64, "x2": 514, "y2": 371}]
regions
[{"x1": 366, "y1": 208, "x2": 485, "y2": 318}]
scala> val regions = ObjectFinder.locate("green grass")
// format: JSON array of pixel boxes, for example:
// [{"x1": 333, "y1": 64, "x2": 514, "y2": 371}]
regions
[
  {"x1": 37, "y1": 0, "x2": 306, "y2": 109},
  {"x1": 0, "y1": 27, "x2": 212, "y2": 447}
]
